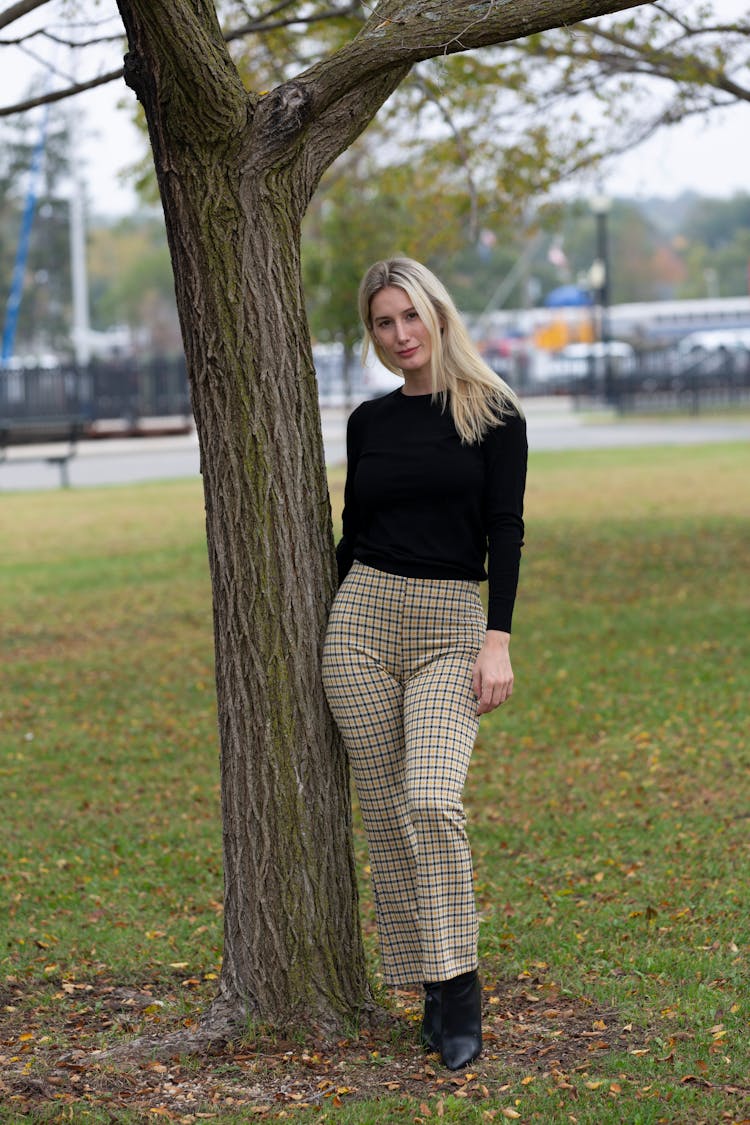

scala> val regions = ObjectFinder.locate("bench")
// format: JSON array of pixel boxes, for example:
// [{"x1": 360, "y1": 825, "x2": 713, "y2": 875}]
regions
[{"x1": 0, "y1": 416, "x2": 87, "y2": 488}]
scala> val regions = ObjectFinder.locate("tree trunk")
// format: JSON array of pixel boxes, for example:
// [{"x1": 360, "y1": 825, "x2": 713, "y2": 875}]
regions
[
  {"x1": 114, "y1": 0, "x2": 654, "y2": 1038},
  {"x1": 117, "y1": 5, "x2": 369, "y2": 1033},
  {"x1": 200, "y1": 185, "x2": 369, "y2": 1031}
]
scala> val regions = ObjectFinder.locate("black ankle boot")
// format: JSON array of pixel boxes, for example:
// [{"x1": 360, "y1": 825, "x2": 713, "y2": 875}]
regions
[
  {"x1": 440, "y1": 969, "x2": 482, "y2": 1070},
  {"x1": 420, "y1": 981, "x2": 441, "y2": 1052}
]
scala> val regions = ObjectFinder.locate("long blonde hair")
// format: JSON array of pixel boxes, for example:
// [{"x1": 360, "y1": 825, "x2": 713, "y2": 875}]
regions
[{"x1": 359, "y1": 257, "x2": 523, "y2": 444}]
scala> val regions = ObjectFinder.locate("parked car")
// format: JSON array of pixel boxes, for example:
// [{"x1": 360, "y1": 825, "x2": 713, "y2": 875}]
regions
[
  {"x1": 676, "y1": 328, "x2": 750, "y2": 358},
  {"x1": 537, "y1": 341, "x2": 635, "y2": 388}
]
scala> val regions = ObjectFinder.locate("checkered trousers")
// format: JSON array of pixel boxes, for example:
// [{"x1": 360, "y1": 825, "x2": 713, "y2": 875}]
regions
[{"x1": 322, "y1": 561, "x2": 487, "y2": 986}]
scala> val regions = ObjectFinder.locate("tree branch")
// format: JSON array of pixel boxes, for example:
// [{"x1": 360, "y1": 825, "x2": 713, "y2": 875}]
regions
[
  {"x1": 651, "y1": 3, "x2": 750, "y2": 39},
  {"x1": 0, "y1": 0, "x2": 49, "y2": 31},
  {"x1": 246, "y1": 0, "x2": 658, "y2": 192},
  {"x1": 582, "y1": 23, "x2": 750, "y2": 102},
  {"x1": 0, "y1": 1, "x2": 361, "y2": 118},
  {"x1": 298, "y1": 63, "x2": 410, "y2": 198},
  {"x1": 0, "y1": 67, "x2": 124, "y2": 116},
  {"x1": 0, "y1": 27, "x2": 122, "y2": 47},
  {"x1": 234, "y1": 0, "x2": 300, "y2": 25},
  {"x1": 410, "y1": 67, "x2": 479, "y2": 242},
  {"x1": 293, "y1": 0, "x2": 652, "y2": 125},
  {"x1": 225, "y1": 2, "x2": 360, "y2": 42}
]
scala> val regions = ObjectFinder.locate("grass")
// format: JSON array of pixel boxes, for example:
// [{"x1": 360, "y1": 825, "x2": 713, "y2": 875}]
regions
[{"x1": 1, "y1": 443, "x2": 749, "y2": 1123}]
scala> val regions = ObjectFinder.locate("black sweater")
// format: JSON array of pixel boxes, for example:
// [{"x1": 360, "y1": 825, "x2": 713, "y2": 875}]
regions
[{"x1": 335, "y1": 389, "x2": 528, "y2": 633}]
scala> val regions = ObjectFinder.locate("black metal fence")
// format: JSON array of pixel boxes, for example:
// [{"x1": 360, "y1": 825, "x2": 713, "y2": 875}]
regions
[
  {"x1": 558, "y1": 348, "x2": 750, "y2": 412},
  {"x1": 2, "y1": 348, "x2": 748, "y2": 445},
  {"x1": 0, "y1": 356, "x2": 191, "y2": 441},
  {"x1": 82, "y1": 356, "x2": 191, "y2": 424}
]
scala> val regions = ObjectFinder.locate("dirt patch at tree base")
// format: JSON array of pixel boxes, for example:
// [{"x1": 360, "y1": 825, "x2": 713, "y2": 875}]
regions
[{"x1": 0, "y1": 972, "x2": 660, "y2": 1120}]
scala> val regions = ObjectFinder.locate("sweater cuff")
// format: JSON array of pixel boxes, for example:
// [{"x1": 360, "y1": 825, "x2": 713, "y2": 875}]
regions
[{"x1": 487, "y1": 598, "x2": 514, "y2": 634}]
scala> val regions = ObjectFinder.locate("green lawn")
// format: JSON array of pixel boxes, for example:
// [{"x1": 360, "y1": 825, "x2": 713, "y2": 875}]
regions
[{"x1": 1, "y1": 443, "x2": 748, "y2": 1123}]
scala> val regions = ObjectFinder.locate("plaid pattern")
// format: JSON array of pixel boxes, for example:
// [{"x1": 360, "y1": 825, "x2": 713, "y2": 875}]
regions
[{"x1": 322, "y1": 561, "x2": 486, "y2": 986}]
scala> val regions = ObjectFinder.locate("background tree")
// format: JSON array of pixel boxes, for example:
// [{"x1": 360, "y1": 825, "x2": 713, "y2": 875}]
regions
[
  {"x1": 302, "y1": 141, "x2": 479, "y2": 397},
  {"x1": 6, "y1": 4, "x2": 746, "y2": 348},
  {"x1": 5, "y1": 3, "x2": 748, "y2": 182},
  {"x1": 88, "y1": 215, "x2": 183, "y2": 353},
  {"x1": 678, "y1": 193, "x2": 750, "y2": 297},
  {"x1": 506, "y1": 3, "x2": 750, "y2": 164}
]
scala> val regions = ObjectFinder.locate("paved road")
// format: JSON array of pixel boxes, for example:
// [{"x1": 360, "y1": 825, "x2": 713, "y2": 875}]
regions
[{"x1": 1, "y1": 398, "x2": 748, "y2": 492}]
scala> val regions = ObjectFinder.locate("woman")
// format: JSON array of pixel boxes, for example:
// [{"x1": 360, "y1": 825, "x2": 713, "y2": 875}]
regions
[{"x1": 322, "y1": 258, "x2": 527, "y2": 1070}]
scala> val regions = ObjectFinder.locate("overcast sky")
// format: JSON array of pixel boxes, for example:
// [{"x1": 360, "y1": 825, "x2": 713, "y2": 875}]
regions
[{"x1": 1, "y1": 1, "x2": 749, "y2": 216}]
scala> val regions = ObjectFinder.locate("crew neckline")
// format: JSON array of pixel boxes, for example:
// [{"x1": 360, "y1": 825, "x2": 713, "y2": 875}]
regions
[{"x1": 398, "y1": 389, "x2": 433, "y2": 399}]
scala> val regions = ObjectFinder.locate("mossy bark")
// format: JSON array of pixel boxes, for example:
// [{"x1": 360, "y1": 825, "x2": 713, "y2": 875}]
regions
[{"x1": 115, "y1": 3, "x2": 376, "y2": 1032}]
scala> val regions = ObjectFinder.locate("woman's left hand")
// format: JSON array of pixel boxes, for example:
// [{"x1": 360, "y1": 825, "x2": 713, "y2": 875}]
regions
[{"x1": 471, "y1": 630, "x2": 513, "y2": 715}]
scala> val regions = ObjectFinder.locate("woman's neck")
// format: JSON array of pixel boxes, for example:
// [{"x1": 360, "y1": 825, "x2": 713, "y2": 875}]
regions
[{"x1": 401, "y1": 372, "x2": 433, "y2": 396}]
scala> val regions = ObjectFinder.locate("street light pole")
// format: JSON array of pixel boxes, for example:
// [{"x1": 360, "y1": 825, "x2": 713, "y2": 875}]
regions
[{"x1": 591, "y1": 195, "x2": 612, "y2": 405}]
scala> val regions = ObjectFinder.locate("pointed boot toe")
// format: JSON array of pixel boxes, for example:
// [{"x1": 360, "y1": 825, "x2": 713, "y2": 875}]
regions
[{"x1": 440, "y1": 970, "x2": 482, "y2": 1070}]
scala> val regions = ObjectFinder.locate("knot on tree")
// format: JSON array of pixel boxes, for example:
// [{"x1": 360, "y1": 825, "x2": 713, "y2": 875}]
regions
[
  {"x1": 122, "y1": 51, "x2": 149, "y2": 102},
  {"x1": 265, "y1": 82, "x2": 313, "y2": 141}
]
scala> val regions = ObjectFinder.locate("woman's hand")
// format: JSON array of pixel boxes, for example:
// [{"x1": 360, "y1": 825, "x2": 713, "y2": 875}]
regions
[{"x1": 471, "y1": 630, "x2": 513, "y2": 715}]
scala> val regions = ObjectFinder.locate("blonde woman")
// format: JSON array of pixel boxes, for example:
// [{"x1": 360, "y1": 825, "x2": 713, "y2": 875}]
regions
[{"x1": 322, "y1": 258, "x2": 527, "y2": 1070}]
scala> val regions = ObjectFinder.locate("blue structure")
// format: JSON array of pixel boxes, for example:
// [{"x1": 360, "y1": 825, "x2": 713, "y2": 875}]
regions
[
  {"x1": 543, "y1": 285, "x2": 593, "y2": 308},
  {"x1": 1, "y1": 106, "x2": 49, "y2": 365}
]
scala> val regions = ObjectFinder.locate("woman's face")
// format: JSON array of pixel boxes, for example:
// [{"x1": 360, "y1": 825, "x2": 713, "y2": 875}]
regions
[{"x1": 370, "y1": 286, "x2": 433, "y2": 384}]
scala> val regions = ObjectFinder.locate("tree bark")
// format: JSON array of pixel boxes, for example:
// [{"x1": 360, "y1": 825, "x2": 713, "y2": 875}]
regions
[
  {"x1": 114, "y1": 0, "x2": 652, "y2": 1035},
  {"x1": 115, "y1": 1, "x2": 376, "y2": 1033}
]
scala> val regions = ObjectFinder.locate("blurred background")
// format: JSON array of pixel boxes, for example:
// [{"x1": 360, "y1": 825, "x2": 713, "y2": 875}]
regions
[{"x1": 1, "y1": 1, "x2": 749, "y2": 445}]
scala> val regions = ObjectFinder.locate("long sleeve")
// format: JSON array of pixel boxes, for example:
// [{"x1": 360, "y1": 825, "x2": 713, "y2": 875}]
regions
[
  {"x1": 483, "y1": 412, "x2": 528, "y2": 633},
  {"x1": 331, "y1": 391, "x2": 527, "y2": 613},
  {"x1": 335, "y1": 407, "x2": 363, "y2": 586}
]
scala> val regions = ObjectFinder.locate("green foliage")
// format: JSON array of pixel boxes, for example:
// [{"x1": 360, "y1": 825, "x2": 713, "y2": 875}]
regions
[
  {"x1": 302, "y1": 146, "x2": 474, "y2": 347},
  {"x1": 538, "y1": 199, "x2": 679, "y2": 305},
  {"x1": 115, "y1": 4, "x2": 750, "y2": 329},
  {"x1": 684, "y1": 192, "x2": 750, "y2": 250},
  {"x1": 676, "y1": 193, "x2": 750, "y2": 298},
  {"x1": 87, "y1": 214, "x2": 182, "y2": 350},
  {"x1": 4, "y1": 6, "x2": 750, "y2": 357},
  {"x1": 513, "y1": 2, "x2": 750, "y2": 147}
]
